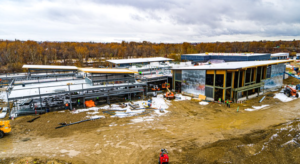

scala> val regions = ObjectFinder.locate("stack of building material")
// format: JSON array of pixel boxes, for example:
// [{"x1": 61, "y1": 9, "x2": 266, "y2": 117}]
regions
[{"x1": 192, "y1": 95, "x2": 206, "y2": 102}]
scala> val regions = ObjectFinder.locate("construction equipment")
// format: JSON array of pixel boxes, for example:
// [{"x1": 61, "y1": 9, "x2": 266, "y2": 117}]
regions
[
  {"x1": 284, "y1": 85, "x2": 299, "y2": 98},
  {"x1": 151, "y1": 85, "x2": 160, "y2": 91},
  {"x1": 159, "y1": 148, "x2": 169, "y2": 164},
  {"x1": 85, "y1": 100, "x2": 96, "y2": 107},
  {"x1": 164, "y1": 88, "x2": 175, "y2": 100},
  {"x1": 161, "y1": 82, "x2": 170, "y2": 89},
  {"x1": 0, "y1": 120, "x2": 11, "y2": 138}
]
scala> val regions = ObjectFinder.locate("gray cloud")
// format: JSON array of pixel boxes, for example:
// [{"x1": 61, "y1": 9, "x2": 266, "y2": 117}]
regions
[{"x1": 0, "y1": 0, "x2": 299, "y2": 42}]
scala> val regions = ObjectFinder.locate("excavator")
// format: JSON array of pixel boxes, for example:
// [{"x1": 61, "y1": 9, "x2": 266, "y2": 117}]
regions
[
  {"x1": 0, "y1": 120, "x2": 11, "y2": 138},
  {"x1": 164, "y1": 87, "x2": 175, "y2": 100},
  {"x1": 284, "y1": 85, "x2": 299, "y2": 98}
]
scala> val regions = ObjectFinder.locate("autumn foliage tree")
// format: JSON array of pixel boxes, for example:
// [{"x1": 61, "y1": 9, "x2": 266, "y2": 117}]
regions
[{"x1": 0, "y1": 39, "x2": 299, "y2": 73}]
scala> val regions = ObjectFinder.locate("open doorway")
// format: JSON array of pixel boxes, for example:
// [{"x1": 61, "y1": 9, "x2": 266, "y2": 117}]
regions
[
  {"x1": 214, "y1": 88, "x2": 223, "y2": 101},
  {"x1": 175, "y1": 81, "x2": 181, "y2": 93}
]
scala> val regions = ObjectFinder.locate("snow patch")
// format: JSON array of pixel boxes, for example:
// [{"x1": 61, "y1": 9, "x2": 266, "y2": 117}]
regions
[
  {"x1": 245, "y1": 105, "x2": 269, "y2": 111},
  {"x1": 87, "y1": 111, "x2": 99, "y2": 115},
  {"x1": 174, "y1": 94, "x2": 192, "y2": 101},
  {"x1": 72, "y1": 107, "x2": 100, "y2": 114},
  {"x1": 269, "y1": 133, "x2": 278, "y2": 141},
  {"x1": 199, "y1": 102, "x2": 209, "y2": 105},
  {"x1": 86, "y1": 115, "x2": 105, "y2": 119},
  {"x1": 274, "y1": 93, "x2": 298, "y2": 102},
  {"x1": 281, "y1": 139, "x2": 299, "y2": 147}
]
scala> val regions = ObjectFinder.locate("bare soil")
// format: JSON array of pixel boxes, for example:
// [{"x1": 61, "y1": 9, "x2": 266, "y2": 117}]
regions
[
  {"x1": 1, "y1": 92, "x2": 300, "y2": 163},
  {"x1": 283, "y1": 76, "x2": 300, "y2": 85}
]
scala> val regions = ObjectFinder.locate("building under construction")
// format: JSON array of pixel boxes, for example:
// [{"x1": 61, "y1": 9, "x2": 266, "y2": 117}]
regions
[
  {"x1": 6, "y1": 66, "x2": 147, "y2": 117},
  {"x1": 172, "y1": 60, "x2": 290, "y2": 102}
]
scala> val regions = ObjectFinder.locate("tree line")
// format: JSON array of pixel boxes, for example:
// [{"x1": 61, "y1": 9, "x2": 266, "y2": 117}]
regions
[{"x1": 0, "y1": 39, "x2": 299, "y2": 73}]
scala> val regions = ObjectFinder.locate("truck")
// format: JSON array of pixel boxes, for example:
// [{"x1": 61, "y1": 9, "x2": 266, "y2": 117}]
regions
[{"x1": 0, "y1": 120, "x2": 11, "y2": 138}]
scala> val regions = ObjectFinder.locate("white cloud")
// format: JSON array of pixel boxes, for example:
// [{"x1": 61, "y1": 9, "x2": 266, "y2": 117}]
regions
[{"x1": 0, "y1": 0, "x2": 300, "y2": 42}]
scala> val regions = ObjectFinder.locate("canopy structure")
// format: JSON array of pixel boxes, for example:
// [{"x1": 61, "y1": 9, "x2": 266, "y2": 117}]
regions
[
  {"x1": 79, "y1": 68, "x2": 138, "y2": 74},
  {"x1": 172, "y1": 60, "x2": 292, "y2": 70},
  {"x1": 107, "y1": 57, "x2": 173, "y2": 64},
  {"x1": 22, "y1": 65, "x2": 78, "y2": 71}
]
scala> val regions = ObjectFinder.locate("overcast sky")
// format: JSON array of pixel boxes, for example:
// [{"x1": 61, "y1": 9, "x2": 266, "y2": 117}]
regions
[{"x1": 0, "y1": 0, "x2": 300, "y2": 43}]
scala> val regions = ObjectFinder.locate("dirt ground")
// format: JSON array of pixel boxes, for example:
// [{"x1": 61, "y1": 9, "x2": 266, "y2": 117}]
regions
[
  {"x1": 1, "y1": 88, "x2": 300, "y2": 164},
  {"x1": 283, "y1": 76, "x2": 300, "y2": 85}
]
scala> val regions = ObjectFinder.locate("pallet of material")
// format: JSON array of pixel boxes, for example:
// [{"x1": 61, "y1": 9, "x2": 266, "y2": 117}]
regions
[{"x1": 191, "y1": 95, "x2": 206, "y2": 102}]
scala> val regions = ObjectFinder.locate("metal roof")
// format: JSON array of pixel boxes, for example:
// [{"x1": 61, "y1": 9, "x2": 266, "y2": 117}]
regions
[
  {"x1": 106, "y1": 57, "x2": 173, "y2": 64},
  {"x1": 181, "y1": 53, "x2": 270, "y2": 57},
  {"x1": 172, "y1": 60, "x2": 291, "y2": 70},
  {"x1": 23, "y1": 65, "x2": 78, "y2": 70},
  {"x1": 271, "y1": 53, "x2": 289, "y2": 57},
  {"x1": 79, "y1": 68, "x2": 138, "y2": 74}
]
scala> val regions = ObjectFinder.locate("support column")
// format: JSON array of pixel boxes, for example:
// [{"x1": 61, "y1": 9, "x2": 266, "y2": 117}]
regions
[
  {"x1": 68, "y1": 85, "x2": 72, "y2": 110},
  {"x1": 213, "y1": 70, "x2": 216, "y2": 100},
  {"x1": 83, "y1": 97, "x2": 86, "y2": 108},
  {"x1": 223, "y1": 71, "x2": 227, "y2": 101},
  {"x1": 253, "y1": 68, "x2": 257, "y2": 92},
  {"x1": 231, "y1": 72, "x2": 235, "y2": 101},
  {"x1": 107, "y1": 93, "x2": 110, "y2": 105},
  {"x1": 38, "y1": 87, "x2": 42, "y2": 110},
  {"x1": 242, "y1": 70, "x2": 246, "y2": 96},
  {"x1": 6, "y1": 90, "x2": 10, "y2": 115},
  {"x1": 237, "y1": 70, "x2": 240, "y2": 88},
  {"x1": 260, "y1": 66, "x2": 263, "y2": 81}
]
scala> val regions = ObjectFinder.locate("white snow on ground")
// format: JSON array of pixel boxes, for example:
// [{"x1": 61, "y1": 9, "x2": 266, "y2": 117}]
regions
[
  {"x1": 131, "y1": 116, "x2": 154, "y2": 123},
  {"x1": 174, "y1": 94, "x2": 192, "y2": 101},
  {"x1": 269, "y1": 133, "x2": 278, "y2": 141},
  {"x1": 87, "y1": 111, "x2": 99, "y2": 115},
  {"x1": 69, "y1": 94, "x2": 170, "y2": 123},
  {"x1": 109, "y1": 122, "x2": 118, "y2": 126},
  {"x1": 274, "y1": 93, "x2": 299, "y2": 102},
  {"x1": 72, "y1": 107, "x2": 100, "y2": 114},
  {"x1": 86, "y1": 115, "x2": 105, "y2": 119},
  {"x1": 130, "y1": 95, "x2": 170, "y2": 123},
  {"x1": 0, "y1": 112, "x2": 7, "y2": 119},
  {"x1": 281, "y1": 139, "x2": 299, "y2": 147},
  {"x1": 245, "y1": 105, "x2": 270, "y2": 111},
  {"x1": 151, "y1": 94, "x2": 170, "y2": 109},
  {"x1": 253, "y1": 105, "x2": 270, "y2": 109},
  {"x1": 112, "y1": 109, "x2": 145, "y2": 118},
  {"x1": 0, "y1": 89, "x2": 7, "y2": 102},
  {"x1": 199, "y1": 102, "x2": 209, "y2": 105}
]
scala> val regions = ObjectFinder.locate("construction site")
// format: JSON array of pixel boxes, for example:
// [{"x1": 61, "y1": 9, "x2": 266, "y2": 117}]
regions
[{"x1": 1, "y1": 55, "x2": 300, "y2": 164}]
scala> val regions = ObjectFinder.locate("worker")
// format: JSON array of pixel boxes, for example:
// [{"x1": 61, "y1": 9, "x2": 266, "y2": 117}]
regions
[
  {"x1": 77, "y1": 99, "x2": 80, "y2": 105},
  {"x1": 65, "y1": 103, "x2": 69, "y2": 110},
  {"x1": 218, "y1": 98, "x2": 221, "y2": 103},
  {"x1": 160, "y1": 148, "x2": 168, "y2": 155},
  {"x1": 226, "y1": 100, "x2": 230, "y2": 108}
]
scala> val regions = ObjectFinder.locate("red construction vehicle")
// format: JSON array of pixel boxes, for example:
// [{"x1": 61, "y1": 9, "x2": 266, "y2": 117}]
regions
[
  {"x1": 284, "y1": 85, "x2": 299, "y2": 98},
  {"x1": 163, "y1": 88, "x2": 175, "y2": 100},
  {"x1": 159, "y1": 149, "x2": 169, "y2": 164}
]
